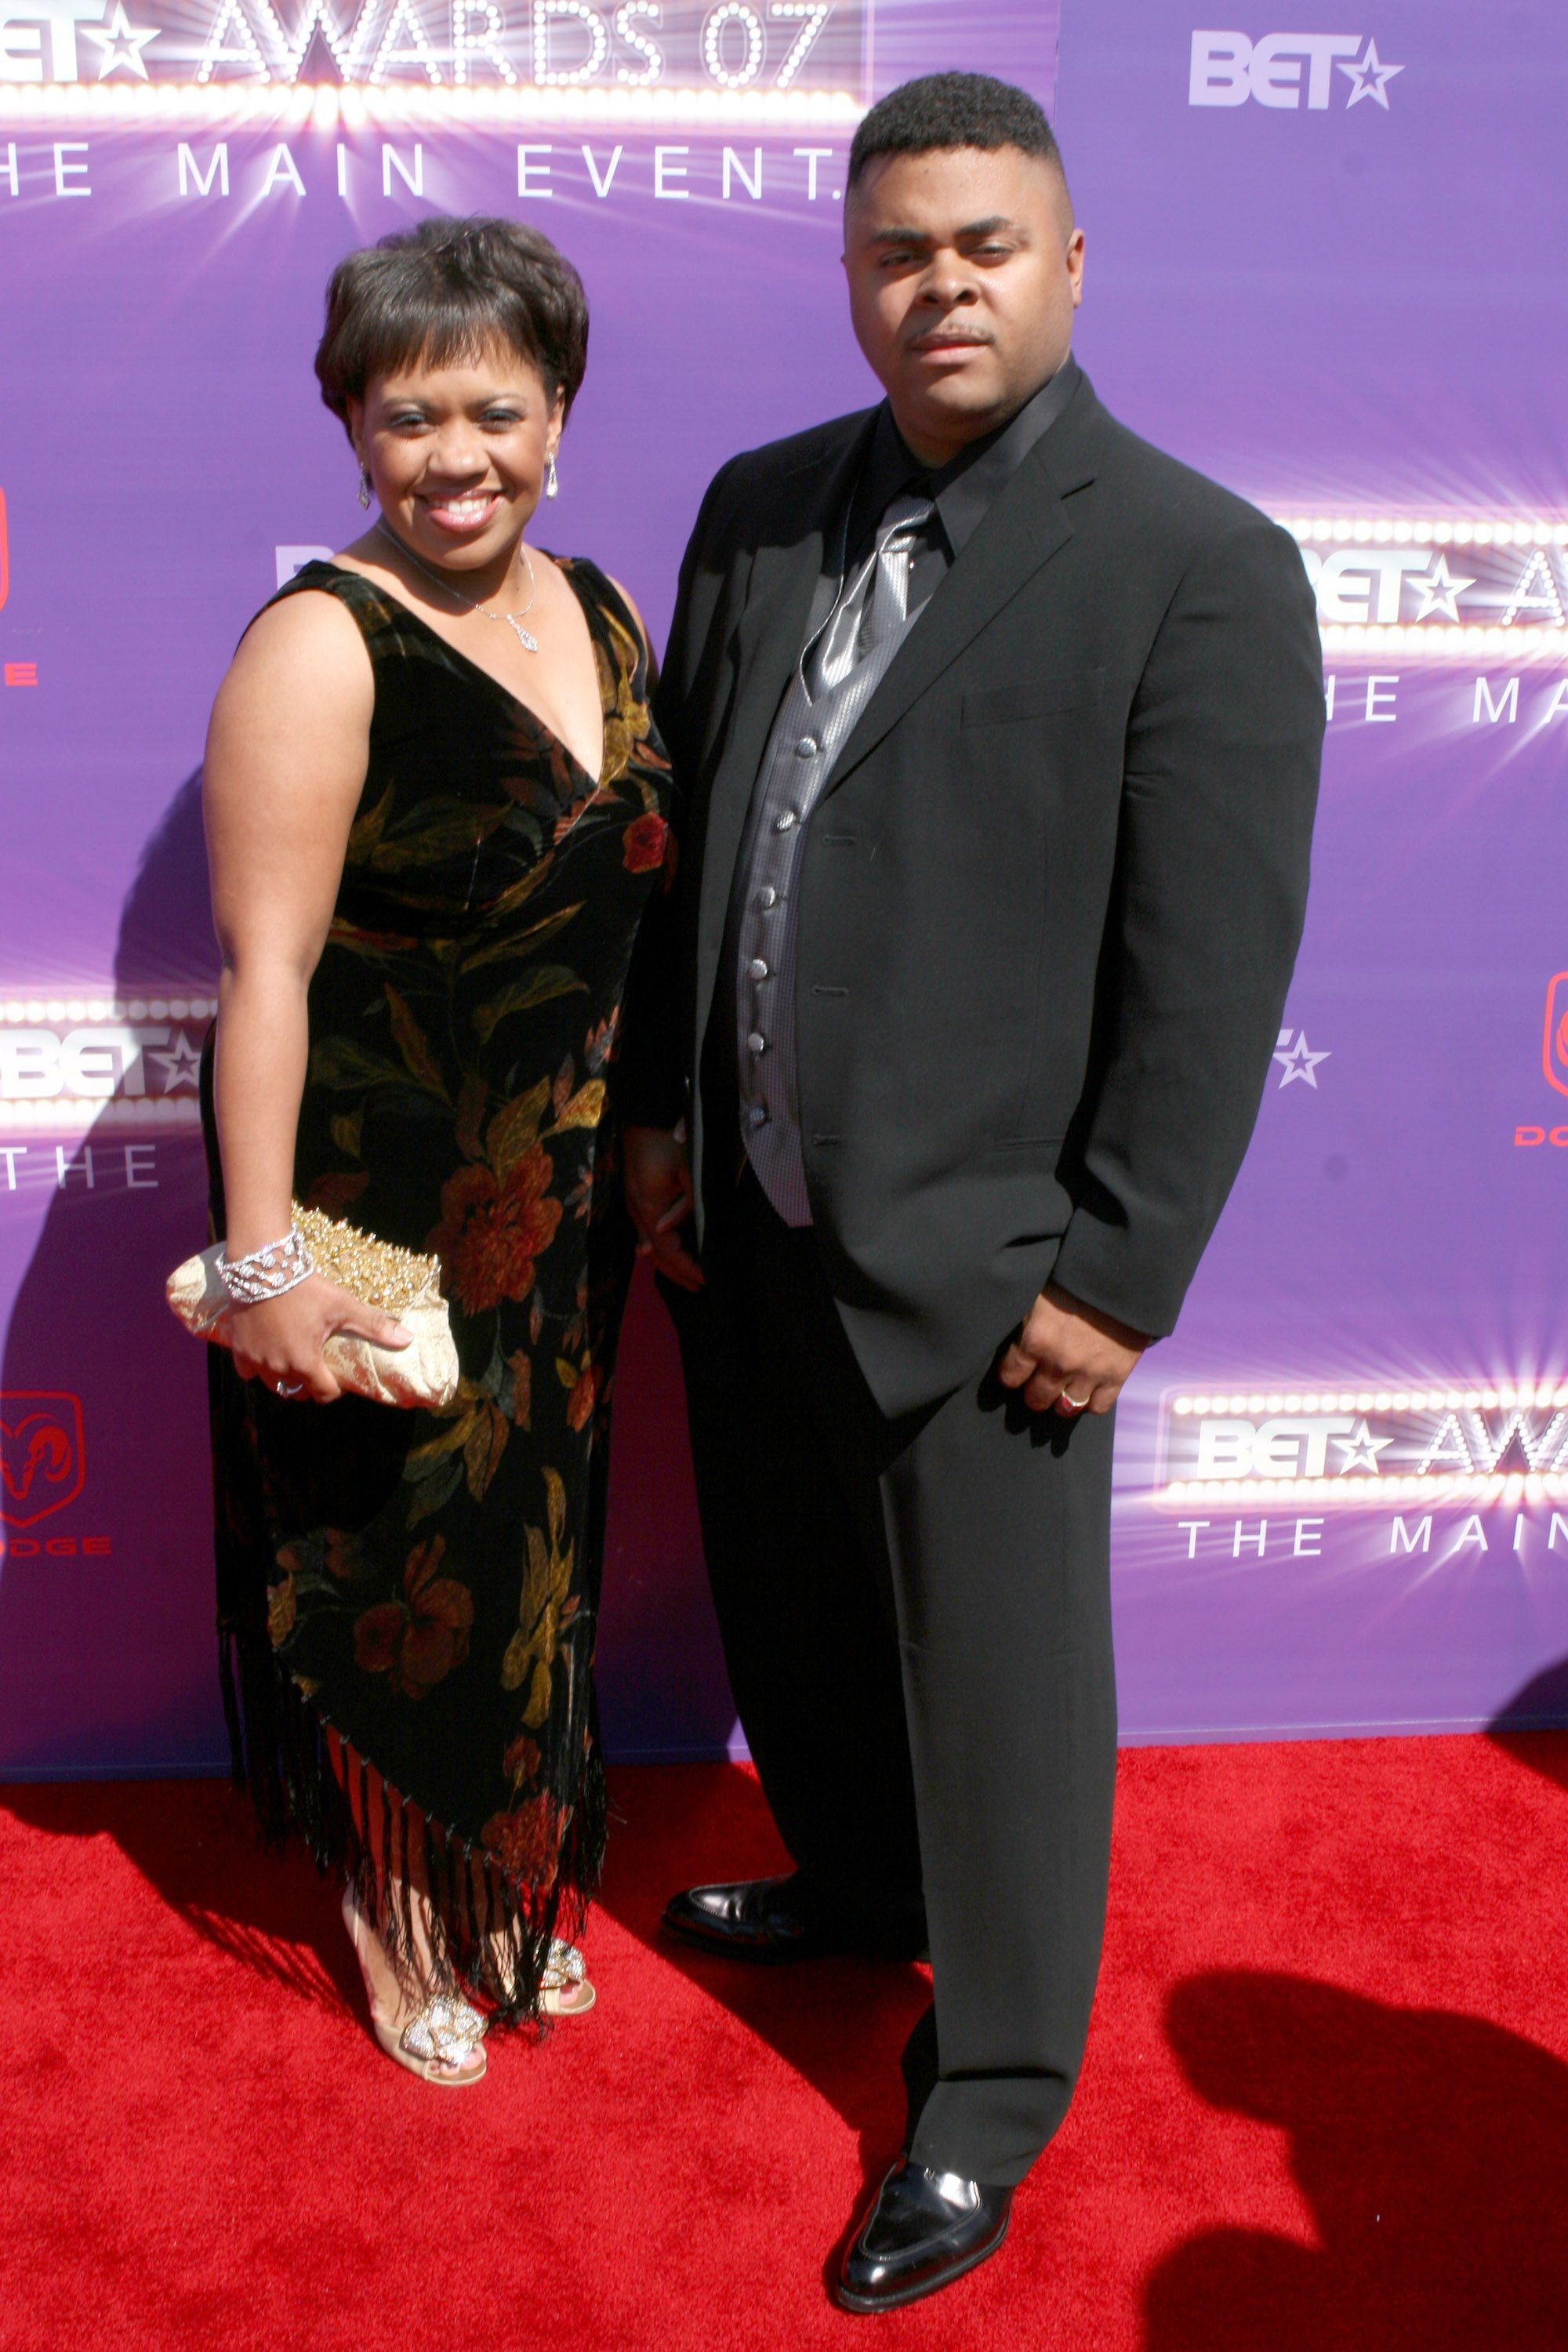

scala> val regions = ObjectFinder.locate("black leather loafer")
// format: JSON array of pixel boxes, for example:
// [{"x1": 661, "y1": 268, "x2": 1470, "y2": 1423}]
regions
[
  {"x1": 837, "y1": 2160, "x2": 1013, "y2": 2313},
  {"x1": 662, "y1": 1873, "x2": 928, "y2": 1963},
  {"x1": 660, "y1": 1874, "x2": 829, "y2": 1962}
]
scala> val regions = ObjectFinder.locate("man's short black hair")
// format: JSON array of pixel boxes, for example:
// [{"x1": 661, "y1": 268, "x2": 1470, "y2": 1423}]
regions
[{"x1": 848, "y1": 71, "x2": 1063, "y2": 191}]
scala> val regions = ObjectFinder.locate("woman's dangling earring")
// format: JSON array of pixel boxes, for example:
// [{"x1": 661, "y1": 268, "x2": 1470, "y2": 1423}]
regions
[
  {"x1": 545, "y1": 447, "x2": 559, "y2": 501},
  {"x1": 357, "y1": 462, "x2": 372, "y2": 510}
]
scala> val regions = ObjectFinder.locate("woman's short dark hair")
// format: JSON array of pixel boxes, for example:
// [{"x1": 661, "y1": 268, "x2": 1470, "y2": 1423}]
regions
[
  {"x1": 848, "y1": 72, "x2": 1063, "y2": 190},
  {"x1": 314, "y1": 214, "x2": 590, "y2": 431}
]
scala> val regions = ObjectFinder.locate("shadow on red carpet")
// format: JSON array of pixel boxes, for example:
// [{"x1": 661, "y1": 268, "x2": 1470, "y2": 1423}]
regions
[
  {"x1": 3, "y1": 1735, "x2": 1567, "y2": 2350},
  {"x1": 595, "y1": 1756, "x2": 933, "y2": 2203},
  {"x1": 1143, "y1": 1969, "x2": 1568, "y2": 2350},
  {"x1": 0, "y1": 1773, "x2": 365, "y2": 2015},
  {"x1": 1490, "y1": 1686, "x2": 1568, "y2": 1786}
]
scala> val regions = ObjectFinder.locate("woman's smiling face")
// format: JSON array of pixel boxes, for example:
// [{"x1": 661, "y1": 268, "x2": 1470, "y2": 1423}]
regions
[{"x1": 348, "y1": 339, "x2": 564, "y2": 572}]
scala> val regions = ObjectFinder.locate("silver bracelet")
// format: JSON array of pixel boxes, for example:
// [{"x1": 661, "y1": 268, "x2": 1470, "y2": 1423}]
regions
[{"x1": 219, "y1": 1225, "x2": 314, "y2": 1307}]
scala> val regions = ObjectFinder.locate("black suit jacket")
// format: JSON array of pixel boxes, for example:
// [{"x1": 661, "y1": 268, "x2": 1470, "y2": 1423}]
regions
[{"x1": 619, "y1": 370, "x2": 1324, "y2": 1417}]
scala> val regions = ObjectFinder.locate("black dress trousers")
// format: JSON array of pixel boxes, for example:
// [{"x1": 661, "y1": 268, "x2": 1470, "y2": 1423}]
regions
[{"x1": 664, "y1": 1152, "x2": 1119, "y2": 2187}]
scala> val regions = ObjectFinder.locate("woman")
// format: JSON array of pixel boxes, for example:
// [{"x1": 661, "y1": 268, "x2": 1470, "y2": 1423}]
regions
[{"x1": 201, "y1": 215, "x2": 670, "y2": 2080}]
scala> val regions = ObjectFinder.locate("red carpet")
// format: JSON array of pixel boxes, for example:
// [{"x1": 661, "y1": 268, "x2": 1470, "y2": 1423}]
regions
[{"x1": 3, "y1": 1736, "x2": 1566, "y2": 2351}]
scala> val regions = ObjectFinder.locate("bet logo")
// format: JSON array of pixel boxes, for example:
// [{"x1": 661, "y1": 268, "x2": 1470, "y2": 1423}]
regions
[{"x1": 1189, "y1": 30, "x2": 1403, "y2": 110}]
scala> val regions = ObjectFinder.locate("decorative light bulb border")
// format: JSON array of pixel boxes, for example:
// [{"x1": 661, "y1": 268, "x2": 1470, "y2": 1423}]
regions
[
  {"x1": 1154, "y1": 1381, "x2": 1568, "y2": 1509},
  {"x1": 1271, "y1": 514, "x2": 1568, "y2": 662},
  {"x1": 0, "y1": 74, "x2": 862, "y2": 112}
]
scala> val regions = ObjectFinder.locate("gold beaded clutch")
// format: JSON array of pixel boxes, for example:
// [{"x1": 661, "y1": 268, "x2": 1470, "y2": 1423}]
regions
[{"x1": 165, "y1": 1202, "x2": 460, "y2": 1409}]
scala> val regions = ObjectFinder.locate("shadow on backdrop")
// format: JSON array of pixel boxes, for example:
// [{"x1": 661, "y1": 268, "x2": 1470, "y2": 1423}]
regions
[
  {"x1": 1144, "y1": 1969, "x2": 1568, "y2": 2351},
  {"x1": 0, "y1": 764, "x2": 732, "y2": 1780},
  {"x1": 0, "y1": 768, "x2": 223, "y2": 1778}
]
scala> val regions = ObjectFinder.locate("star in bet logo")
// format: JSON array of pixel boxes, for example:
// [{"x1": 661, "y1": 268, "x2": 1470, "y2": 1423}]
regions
[
  {"x1": 1337, "y1": 38, "x2": 1403, "y2": 108},
  {"x1": 146, "y1": 1030, "x2": 203, "y2": 1092},
  {"x1": 82, "y1": 2, "x2": 161, "y2": 77},
  {"x1": 1407, "y1": 554, "x2": 1475, "y2": 623},
  {"x1": 1334, "y1": 1417, "x2": 1394, "y2": 1472},
  {"x1": 1274, "y1": 1029, "x2": 1330, "y2": 1089}
]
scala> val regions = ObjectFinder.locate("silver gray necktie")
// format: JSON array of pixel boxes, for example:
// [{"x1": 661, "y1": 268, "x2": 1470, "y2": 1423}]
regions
[{"x1": 808, "y1": 492, "x2": 935, "y2": 697}]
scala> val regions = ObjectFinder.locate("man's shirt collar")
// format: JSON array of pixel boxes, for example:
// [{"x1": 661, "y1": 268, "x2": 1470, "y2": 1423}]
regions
[{"x1": 848, "y1": 355, "x2": 1081, "y2": 566}]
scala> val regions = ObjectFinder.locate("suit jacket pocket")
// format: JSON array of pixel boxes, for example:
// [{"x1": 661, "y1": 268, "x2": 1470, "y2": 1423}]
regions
[{"x1": 961, "y1": 670, "x2": 1106, "y2": 728}]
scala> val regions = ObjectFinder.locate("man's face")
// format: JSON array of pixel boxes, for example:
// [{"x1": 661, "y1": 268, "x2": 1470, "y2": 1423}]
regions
[{"x1": 842, "y1": 144, "x2": 1084, "y2": 466}]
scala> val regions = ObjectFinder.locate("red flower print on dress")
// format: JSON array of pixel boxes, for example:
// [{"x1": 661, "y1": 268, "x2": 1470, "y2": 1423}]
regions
[
  {"x1": 354, "y1": 1535, "x2": 474, "y2": 1699},
  {"x1": 303, "y1": 1170, "x2": 370, "y2": 1218},
  {"x1": 555, "y1": 1352, "x2": 602, "y2": 1433},
  {"x1": 567, "y1": 1360, "x2": 602, "y2": 1432},
  {"x1": 480, "y1": 1791, "x2": 564, "y2": 1887},
  {"x1": 431, "y1": 1142, "x2": 563, "y2": 1315},
  {"x1": 621, "y1": 813, "x2": 668, "y2": 874}
]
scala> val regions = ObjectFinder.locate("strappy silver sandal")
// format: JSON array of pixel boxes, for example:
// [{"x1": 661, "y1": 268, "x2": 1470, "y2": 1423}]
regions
[
  {"x1": 343, "y1": 1886, "x2": 488, "y2": 2085},
  {"x1": 541, "y1": 1937, "x2": 596, "y2": 2017},
  {"x1": 378, "y1": 1990, "x2": 488, "y2": 2085}
]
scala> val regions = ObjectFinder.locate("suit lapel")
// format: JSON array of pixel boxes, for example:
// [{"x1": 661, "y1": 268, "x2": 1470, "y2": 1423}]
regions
[
  {"x1": 820, "y1": 382, "x2": 1108, "y2": 797},
  {"x1": 719, "y1": 411, "x2": 877, "y2": 802}
]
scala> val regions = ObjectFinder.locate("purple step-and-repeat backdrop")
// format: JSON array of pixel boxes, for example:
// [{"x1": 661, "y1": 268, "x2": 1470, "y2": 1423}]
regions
[{"x1": 1, "y1": 0, "x2": 1565, "y2": 1775}]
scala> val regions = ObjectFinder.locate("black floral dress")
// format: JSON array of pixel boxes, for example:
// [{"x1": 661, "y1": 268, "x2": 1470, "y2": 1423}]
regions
[{"x1": 202, "y1": 557, "x2": 671, "y2": 2024}]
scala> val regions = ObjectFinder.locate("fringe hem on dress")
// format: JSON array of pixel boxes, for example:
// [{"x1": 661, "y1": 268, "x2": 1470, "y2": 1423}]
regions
[{"x1": 218, "y1": 1614, "x2": 607, "y2": 2034}]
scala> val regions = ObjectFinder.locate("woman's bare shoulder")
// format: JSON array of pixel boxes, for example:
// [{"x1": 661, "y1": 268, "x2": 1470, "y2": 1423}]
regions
[{"x1": 220, "y1": 578, "x2": 374, "y2": 717}]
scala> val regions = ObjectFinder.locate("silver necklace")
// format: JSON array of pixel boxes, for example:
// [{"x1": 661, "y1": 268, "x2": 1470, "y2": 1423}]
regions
[{"x1": 376, "y1": 518, "x2": 539, "y2": 653}]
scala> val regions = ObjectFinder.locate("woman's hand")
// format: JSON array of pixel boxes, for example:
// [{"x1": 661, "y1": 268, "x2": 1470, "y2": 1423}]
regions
[{"x1": 229, "y1": 1274, "x2": 412, "y2": 1404}]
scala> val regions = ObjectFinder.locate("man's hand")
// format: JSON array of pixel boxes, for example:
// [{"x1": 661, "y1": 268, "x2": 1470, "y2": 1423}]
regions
[
  {"x1": 623, "y1": 1124, "x2": 704, "y2": 1292},
  {"x1": 997, "y1": 1282, "x2": 1149, "y2": 1417}
]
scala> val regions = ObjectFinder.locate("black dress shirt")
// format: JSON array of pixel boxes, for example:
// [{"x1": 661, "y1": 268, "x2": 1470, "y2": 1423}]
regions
[{"x1": 841, "y1": 356, "x2": 1083, "y2": 609}]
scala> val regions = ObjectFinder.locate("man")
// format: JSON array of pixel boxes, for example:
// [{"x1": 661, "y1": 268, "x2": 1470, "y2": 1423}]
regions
[{"x1": 620, "y1": 72, "x2": 1323, "y2": 2314}]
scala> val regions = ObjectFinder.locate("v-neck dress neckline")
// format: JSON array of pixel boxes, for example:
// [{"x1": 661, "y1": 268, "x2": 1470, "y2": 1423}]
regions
[{"x1": 321, "y1": 553, "x2": 610, "y2": 789}]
